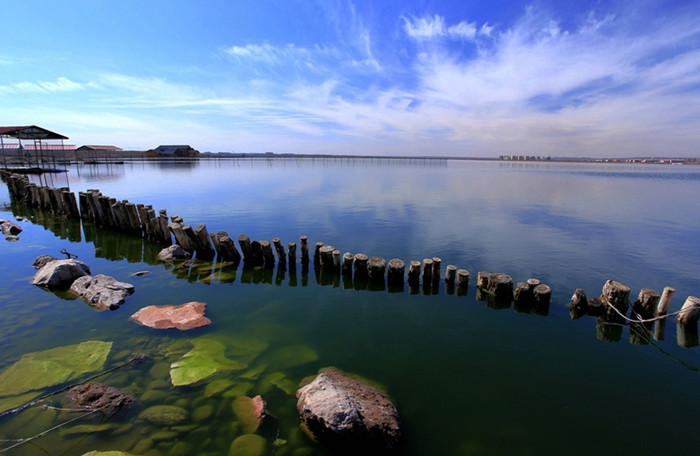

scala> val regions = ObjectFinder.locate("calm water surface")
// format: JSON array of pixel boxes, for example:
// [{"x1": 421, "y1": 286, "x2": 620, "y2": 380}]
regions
[{"x1": 1, "y1": 158, "x2": 699, "y2": 456}]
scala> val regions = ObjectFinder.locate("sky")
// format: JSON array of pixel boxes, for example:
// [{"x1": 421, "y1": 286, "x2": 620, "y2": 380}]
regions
[{"x1": 1, "y1": 0, "x2": 699, "y2": 157}]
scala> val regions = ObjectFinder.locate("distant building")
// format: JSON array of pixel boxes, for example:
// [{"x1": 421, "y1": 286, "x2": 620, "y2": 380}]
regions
[
  {"x1": 145, "y1": 145, "x2": 199, "y2": 157},
  {"x1": 76, "y1": 145, "x2": 123, "y2": 152}
]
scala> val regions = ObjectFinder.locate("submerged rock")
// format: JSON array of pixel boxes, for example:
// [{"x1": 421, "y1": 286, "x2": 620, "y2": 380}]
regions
[
  {"x1": 68, "y1": 382, "x2": 134, "y2": 410},
  {"x1": 130, "y1": 301, "x2": 211, "y2": 330},
  {"x1": 32, "y1": 258, "x2": 91, "y2": 289},
  {"x1": 229, "y1": 434, "x2": 267, "y2": 456},
  {"x1": 139, "y1": 405, "x2": 188, "y2": 426},
  {"x1": 296, "y1": 368, "x2": 401, "y2": 452},
  {"x1": 232, "y1": 395, "x2": 269, "y2": 434},
  {"x1": 70, "y1": 274, "x2": 135, "y2": 310}
]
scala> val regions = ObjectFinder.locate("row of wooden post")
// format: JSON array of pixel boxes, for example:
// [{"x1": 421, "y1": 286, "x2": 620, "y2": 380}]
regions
[
  {"x1": 3, "y1": 173, "x2": 698, "y2": 327},
  {"x1": 2, "y1": 172, "x2": 79, "y2": 218}
]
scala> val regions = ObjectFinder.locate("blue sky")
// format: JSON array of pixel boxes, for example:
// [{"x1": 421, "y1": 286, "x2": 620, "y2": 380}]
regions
[{"x1": 1, "y1": 0, "x2": 699, "y2": 157}]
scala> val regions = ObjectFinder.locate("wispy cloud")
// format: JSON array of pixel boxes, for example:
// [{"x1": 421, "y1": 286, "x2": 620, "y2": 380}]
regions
[
  {"x1": 0, "y1": 76, "x2": 83, "y2": 94},
  {"x1": 403, "y1": 14, "x2": 488, "y2": 41}
]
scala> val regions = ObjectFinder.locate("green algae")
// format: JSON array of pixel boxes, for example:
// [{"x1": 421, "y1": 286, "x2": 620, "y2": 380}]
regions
[
  {"x1": 170, "y1": 338, "x2": 246, "y2": 386},
  {"x1": 0, "y1": 340, "x2": 113, "y2": 410}
]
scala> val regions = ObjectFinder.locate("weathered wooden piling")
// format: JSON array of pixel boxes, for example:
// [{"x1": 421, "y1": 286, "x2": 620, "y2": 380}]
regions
[
  {"x1": 319, "y1": 245, "x2": 336, "y2": 270},
  {"x1": 431, "y1": 257, "x2": 441, "y2": 285},
  {"x1": 631, "y1": 288, "x2": 660, "y2": 320},
  {"x1": 445, "y1": 265, "x2": 456, "y2": 285},
  {"x1": 314, "y1": 242, "x2": 323, "y2": 267},
  {"x1": 169, "y1": 220, "x2": 193, "y2": 252},
  {"x1": 238, "y1": 234, "x2": 252, "y2": 260},
  {"x1": 300, "y1": 236, "x2": 309, "y2": 264},
  {"x1": 477, "y1": 271, "x2": 513, "y2": 302},
  {"x1": 353, "y1": 253, "x2": 369, "y2": 279},
  {"x1": 456, "y1": 269, "x2": 470, "y2": 293},
  {"x1": 342, "y1": 252, "x2": 354, "y2": 275},
  {"x1": 367, "y1": 256, "x2": 387, "y2": 284},
  {"x1": 600, "y1": 280, "x2": 630, "y2": 320},
  {"x1": 211, "y1": 231, "x2": 241, "y2": 263},
  {"x1": 388, "y1": 259, "x2": 405, "y2": 286},
  {"x1": 408, "y1": 261, "x2": 421, "y2": 285},
  {"x1": 569, "y1": 288, "x2": 588, "y2": 319},
  {"x1": 332, "y1": 249, "x2": 341, "y2": 270},
  {"x1": 656, "y1": 286, "x2": 676, "y2": 316},
  {"x1": 422, "y1": 258, "x2": 433, "y2": 287},
  {"x1": 260, "y1": 240, "x2": 276, "y2": 269},
  {"x1": 273, "y1": 238, "x2": 287, "y2": 268},
  {"x1": 677, "y1": 296, "x2": 700, "y2": 324},
  {"x1": 191, "y1": 224, "x2": 215, "y2": 260},
  {"x1": 288, "y1": 242, "x2": 297, "y2": 269}
]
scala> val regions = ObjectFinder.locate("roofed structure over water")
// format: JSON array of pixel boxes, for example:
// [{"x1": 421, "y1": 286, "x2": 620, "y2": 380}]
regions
[{"x1": 0, "y1": 125, "x2": 71, "y2": 167}]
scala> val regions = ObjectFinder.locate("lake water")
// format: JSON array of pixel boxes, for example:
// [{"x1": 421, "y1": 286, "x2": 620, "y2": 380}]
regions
[{"x1": 1, "y1": 158, "x2": 699, "y2": 456}]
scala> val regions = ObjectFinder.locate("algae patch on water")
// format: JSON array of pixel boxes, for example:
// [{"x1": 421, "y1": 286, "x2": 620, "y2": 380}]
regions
[
  {"x1": 0, "y1": 340, "x2": 113, "y2": 411},
  {"x1": 169, "y1": 338, "x2": 246, "y2": 386}
]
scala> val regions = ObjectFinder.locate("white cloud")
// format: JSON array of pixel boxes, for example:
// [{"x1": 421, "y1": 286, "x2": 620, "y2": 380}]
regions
[
  {"x1": 403, "y1": 14, "x2": 482, "y2": 41},
  {"x1": 0, "y1": 76, "x2": 83, "y2": 94}
]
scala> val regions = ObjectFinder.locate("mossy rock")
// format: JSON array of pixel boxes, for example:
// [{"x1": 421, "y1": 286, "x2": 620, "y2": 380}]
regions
[
  {"x1": 139, "y1": 405, "x2": 188, "y2": 426},
  {"x1": 193, "y1": 404, "x2": 214, "y2": 421},
  {"x1": 229, "y1": 434, "x2": 267, "y2": 456}
]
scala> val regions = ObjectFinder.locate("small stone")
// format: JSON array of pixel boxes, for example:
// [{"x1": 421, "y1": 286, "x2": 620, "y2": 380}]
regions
[
  {"x1": 32, "y1": 255, "x2": 58, "y2": 269},
  {"x1": 157, "y1": 245, "x2": 191, "y2": 261},
  {"x1": 70, "y1": 274, "x2": 135, "y2": 310},
  {"x1": 68, "y1": 382, "x2": 134, "y2": 410},
  {"x1": 139, "y1": 405, "x2": 188, "y2": 426},
  {"x1": 229, "y1": 434, "x2": 267, "y2": 456}
]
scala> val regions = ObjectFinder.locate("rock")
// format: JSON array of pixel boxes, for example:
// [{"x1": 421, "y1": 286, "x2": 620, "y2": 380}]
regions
[
  {"x1": 32, "y1": 255, "x2": 58, "y2": 269},
  {"x1": 32, "y1": 258, "x2": 91, "y2": 289},
  {"x1": 70, "y1": 274, "x2": 135, "y2": 310},
  {"x1": 157, "y1": 244, "x2": 191, "y2": 261},
  {"x1": 229, "y1": 434, "x2": 267, "y2": 456},
  {"x1": 232, "y1": 395, "x2": 269, "y2": 434},
  {"x1": 1, "y1": 220, "x2": 22, "y2": 235},
  {"x1": 130, "y1": 301, "x2": 211, "y2": 330},
  {"x1": 296, "y1": 368, "x2": 401, "y2": 452},
  {"x1": 68, "y1": 382, "x2": 134, "y2": 410},
  {"x1": 139, "y1": 405, "x2": 188, "y2": 426}
]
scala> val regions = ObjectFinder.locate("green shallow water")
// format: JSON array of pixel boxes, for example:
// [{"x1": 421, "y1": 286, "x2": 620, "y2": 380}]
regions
[{"x1": 1, "y1": 159, "x2": 700, "y2": 456}]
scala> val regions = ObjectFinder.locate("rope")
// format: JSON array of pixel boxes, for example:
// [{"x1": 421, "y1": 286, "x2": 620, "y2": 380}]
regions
[{"x1": 603, "y1": 300, "x2": 699, "y2": 324}]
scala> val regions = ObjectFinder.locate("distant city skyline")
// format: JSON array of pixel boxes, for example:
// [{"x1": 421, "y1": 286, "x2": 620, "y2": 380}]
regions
[{"x1": 1, "y1": 0, "x2": 699, "y2": 158}]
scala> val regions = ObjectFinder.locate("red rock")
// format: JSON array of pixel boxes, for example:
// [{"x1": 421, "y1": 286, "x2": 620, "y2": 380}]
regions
[{"x1": 130, "y1": 301, "x2": 211, "y2": 330}]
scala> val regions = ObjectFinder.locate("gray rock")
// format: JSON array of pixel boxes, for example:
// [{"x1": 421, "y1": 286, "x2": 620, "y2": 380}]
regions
[
  {"x1": 32, "y1": 255, "x2": 58, "y2": 270},
  {"x1": 1, "y1": 220, "x2": 22, "y2": 235},
  {"x1": 157, "y1": 244, "x2": 191, "y2": 261},
  {"x1": 70, "y1": 274, "x2": 135, "y2": 310},
  {"x1": 296, "y1": 368, "x2": 401, "y2": 452},
  {"x1": 32, "y1": 259, "x2": 91, "y2": 289}
]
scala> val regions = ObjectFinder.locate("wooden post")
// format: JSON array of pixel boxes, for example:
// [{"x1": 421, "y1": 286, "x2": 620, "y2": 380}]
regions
[
  {"x1": 387, "y1": 258, "x2": 405, "y2": 286},
  {"x1": 632, "y1": 288, "x2": 660, "y2": 320},
  {"x1": 408, "y1": 261, "x2": 421, "y2": 286},
  {"x1": 367, "y1": 256, "x2": 386, "y2": 284},
  {"x1": 273, "y1": 238, "x2": 287, "y2": 268},
  {"x1": 569, "y1": 288, "x2": 588, "y2": 319},
  {"x1": 677, "y1": 296, "x2": 700, "y2": 324},
  {"x1": 238, "y1": 234, "x2": 252, "y2": 260},
  {"x1": 260, "y1": 240, "x2": 275, "y2": 269},
  {"x1": 158, "y1": 210, "x2": 170, "y2": 244},
  {"x1": 456, "y1": 269, "x2": 470, "y2": 293},
  {"x1": 319, "y1": 245, "x2": 335, "y2": 270},
  {"x1": 445, "y1": 265, "x2": 457, "y2": 285},
  {"x1": 300, "y1": 236, "x2": 309, "y2": 264},
  {"x1": 193, "y1": 224, "x2": 216, "y2": 260},
  {"x1": 533, "y1": 283, "x2": 552, "y2": 315},
  {"x1": 656, "y1": 286, "x2": 675, "y2": 316},
  {"x1": 217, "y1": 232, "x2": 242, "y2": 264},
  {"x1": 431, "y1": 257, "x2": 441, "y2": 286},
  {"x1": 342, "y1": 252, "x2": 354, "y2": 275},
  {"x1": 353, "y1": 253, "x2": 369, "y2": 279},
  {"x1": 422, "y1": 258, "x2": 433, "y2": 287},
  {"x1": 332, "y1": 249, "x2": 341, "y2": 270},
  {"x1": 600, "y1": 280, "x2": 631, "y2": 320},
  {"x1": 288, "y1": 242, "x2": 297, "y2": 270},
  {"x1": 314, "y1": 241, "x2": 323, "y2": 268}
]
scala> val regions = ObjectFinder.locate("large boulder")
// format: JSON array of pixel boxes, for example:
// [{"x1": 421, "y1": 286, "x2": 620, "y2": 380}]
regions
[
  {"x1": 130, "y1": 301, "x2": 211, "y2": 330},
  {"x1": 296, "y1": 368, "x2": 401, "y2": 452},
  {"x1": 157, "y1": 244, "x2": 191, "y2": 261},
  {"x1": 32, "y1": 258, "x2": 91, "y2": 288},
  {"x1": 70, "y1": 274, "x2": 135, "y2": 310}
]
